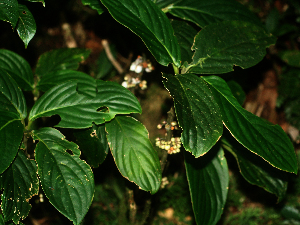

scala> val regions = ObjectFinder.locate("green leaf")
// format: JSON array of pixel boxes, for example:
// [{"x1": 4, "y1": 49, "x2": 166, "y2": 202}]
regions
[
  {"x1": 0, "y1": 71, "x2": 25, "y2": 173},
  {"x1": 16, "y1": 5, "x2": 36, "y2": 48},
  {"x1": 171, "y1": 19, "x2": 198, "y2": 64},
  {"x1": 24, "y1": 0, "x2": 45, "y2": 7},
  {"x1": 279, "y1": 50, "x2": 300, "y2": 68},
  {"x1": 0, "y1": 113, "x2": 24, "y2": 174},
  {"x1": 163, "y1": 74, "x2": 222, "y2": 157},
  {"x1": 74, "y1": 123, "x2": 109, "y2": 168},
  {"x1": 35, "y1": 48, "x2": 91, "y2": 77},
  {"x1": 29, "y1": 80, "x2": 142, "y2": 128},
  {"x1": 0, "y1": 0, "x2": 19, "y2": 28},
  {"x1": 226, "y1": 80, "x2": 246, "y2": 106},
  {"x1": 203, "y1": 75, "x2": 298, "y2": 173},
  {"x1": 81, "y1": 0, "x2": 105, "y2": 15},
  {"x1": 185, "y1": 146, "x2": 229, "y2": 225},
  {"x1": 37, "y1": 70, "x2": 97, "y2": 97},
  {"x1": 222, "y1": 137, "x2": 288, "y2": 202},
  {"x1": 105, "y1": 116, "x2": 162, "y2": 194},
  {"x1": 33, "y1": 127, "x2": 94, "y2": 225},
  {"x1": 184, "y1": 21, "x2": 276, "y2": 74},
  {"x1": 168, "y1": 0, "x2": 262, "y2": 28},
  {"x1": 0, "y1": 49, "x2": 34, "y2": 91},
  {"x1": 153, "y1": 0, "x2": 181, "y2": 11},
  {"x1": 0, "y1": 150, "x2": 39, "y2": 223},
  {"x1": 0, "y1": 68, "x2": 27, "y2": 119},
  {"x1": 100, "y1": 0, "x2": 181, "y2": 67}
]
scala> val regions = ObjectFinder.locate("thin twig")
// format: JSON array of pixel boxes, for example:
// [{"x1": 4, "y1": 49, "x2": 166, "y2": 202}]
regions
[
  {"x1": 102, "y1": 39, "x2": 124, "y2": 74},
  {"x1": 160, "y1": 107, "x2": 175, "y2": 172},
  {"x1": 138, "y1": 199, "x2": 152, "y2": 225},
  {"x1": 127, "y1": 188, "x2": 137, "y2": 224}
]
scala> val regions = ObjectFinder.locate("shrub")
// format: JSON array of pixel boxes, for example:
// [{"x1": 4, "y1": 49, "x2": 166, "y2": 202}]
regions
[{"x1": 0, "y1": 0, "x2": 298, "y2": 225}]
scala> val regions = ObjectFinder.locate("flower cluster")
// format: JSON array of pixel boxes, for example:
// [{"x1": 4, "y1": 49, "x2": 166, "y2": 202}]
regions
[
  {"x1": 122, "y1": 74, "x2": 147, "y2": 90},
  {"x1": 129, "y1": 55, "x2": 154, "y2": 73},
  {"x1": 156, "y1": 121, "x2": 181, "y2": 154},
  {"x1": 160, "y1": 177, "x2": 169, "y2": 189},
  {"x1": 122, "y1": 55, "x2": 154, "y2": 90}
]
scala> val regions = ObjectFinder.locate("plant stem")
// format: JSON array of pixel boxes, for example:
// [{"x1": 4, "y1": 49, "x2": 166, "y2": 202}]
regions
[
  {"x1": 172, "y1": 64, "x2": 179, "y2": 75},
  {"x1": 160, "y1": 107, "x2": 175, "y2": 172}
]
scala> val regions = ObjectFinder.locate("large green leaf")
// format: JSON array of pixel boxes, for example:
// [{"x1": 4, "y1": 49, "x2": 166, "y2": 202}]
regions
[
  {"x1": 171, "y1": 20, "x2": 198, "y2": 64},
  {"x1": 0, "y1": 0, "x2": 19, "y2": 28},
  {"x1": 100, "y1": 0, "x2": 181, "y2": 67},
  {"x1": 0, "y1": 70, "x2": 25, "y2": 172},
  {"x1": 74, "y1": 123, "x2": 109, "y2": 168},
  {"x1": 185, "y1": 146, "x2": 229, "y2": 225},
  {"x1": 163, "y1": 73, "x2": 222, "y2": 157},
  {"x1": 81, "y1": 0, "x2": 105, "y2": 15},
  {"x1": 203, "y1": 75, "x2": 298, "y2": 173},
  {"x1": 168, "y1": 0, "x2": 262, "y2": 28},
  {"x1": 222, "y1": 137, "x2": 288, "y2": 202},
  {"x1": 183, "y1": 21, "x2": 276, "y2": 74},
  {"x1": 29, "y1": 80, "x2": 141, "y2": 128},
  {"x1": 0, "y1": 113, "x2": 24, "y2": 174},
  {"x1": 36, "y1": 70, "x2": 97, "y2": 97},
  {"x1": 105, "y1": 116, "x2": 162, "y2": 194},
  {"x1": 0, "y1": 69, "x2": 27, "y2": 119},
  {"x1": 226, "y1": 80, "x2": 246, "y2": 106},
  {"x1": 0, "y1": 150, "x2": 39, "y2": 223},
  {"x1": 0, "y1": 49, "x2": 34, "y2": 91},
  {"x1": 33, "y1": 127, "x2": 94, "y2": 225},
  {"x1": 16, "y1": 5, "x2": 36, "y2": 48},
  {"x1": 35, "y1": 48, "x2": 91, "y2": 77}
]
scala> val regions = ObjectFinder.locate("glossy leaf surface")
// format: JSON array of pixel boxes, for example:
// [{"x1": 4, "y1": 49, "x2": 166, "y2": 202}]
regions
[
  {"x1": 105, "y1": 116, "x2": 162, "y2": 194},
  {"x1": 0, "y1": 113, "x2": 23, "y2": 174},
  {"x1": 35, "y1": 48, "x2": 91, "y2": 77},
  {"x1": 16, "y1": 5, "x2": 36, "y2": 48},
  {"x1": 184, "y1": 21, "x2": 276, "y2": 74},
  {"x1": 37, "y1": 70, "x2": 97, "y2": 97},
  {"x1": 171, "y1": 20, "x2": 198, "y2": 64},
  {"x1": 74, "y1": 123, "x2": 109, "y2": 168},
  {"x1": 168, "y1": 0, "x2": 262, "y2": 28},
  {"x1": 185, "y1": 147, "x2": 229, "y2": 225},
  {"x1": 163, "y1": 73, "x2": 222, "y2": 157},
  {"x1": 33, "y1": 127, "x2": 94, "y2": 225},
  {"x1": 0, "y1": 69, "x2": 27, "y2": 119},
  {"x1": 0, "y1": 49, "x2": 34, "y2": 91},
  {"x1": 0, "y1": 70, "x2": 25, "y2": 173},
  {"x1": 222, "y1": 137, "x2": 288, "y2": 202},
  {"x1": 29, "y1": 80, "x2": 141, "y2": 128},
  {"x1": 101, "y1": 0, "x2": 181, "y2": 67},
  {"x1": 152, "y1": 0, "x2": 181, "y2": 10},
  {"x1": 204, "y1": 76, "x2": 298, "y2": 173},
  {"x1": 81, "y1": 0, "x2": 105, "y2": 14},
  {"x1": 0, "y1": 0, "x2": 19, "y2": 28},
  {"x1": 226, "y1": 80, "x2": 246, "y2": 106},
  {"x1": 0, "y1": 151, "x2": 39, "y2": 223}
]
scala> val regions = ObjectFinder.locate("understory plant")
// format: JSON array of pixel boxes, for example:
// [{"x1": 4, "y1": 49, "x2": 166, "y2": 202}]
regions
[{"x1": 0, "y1": 0, "x2": 298, "y2": 225}]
